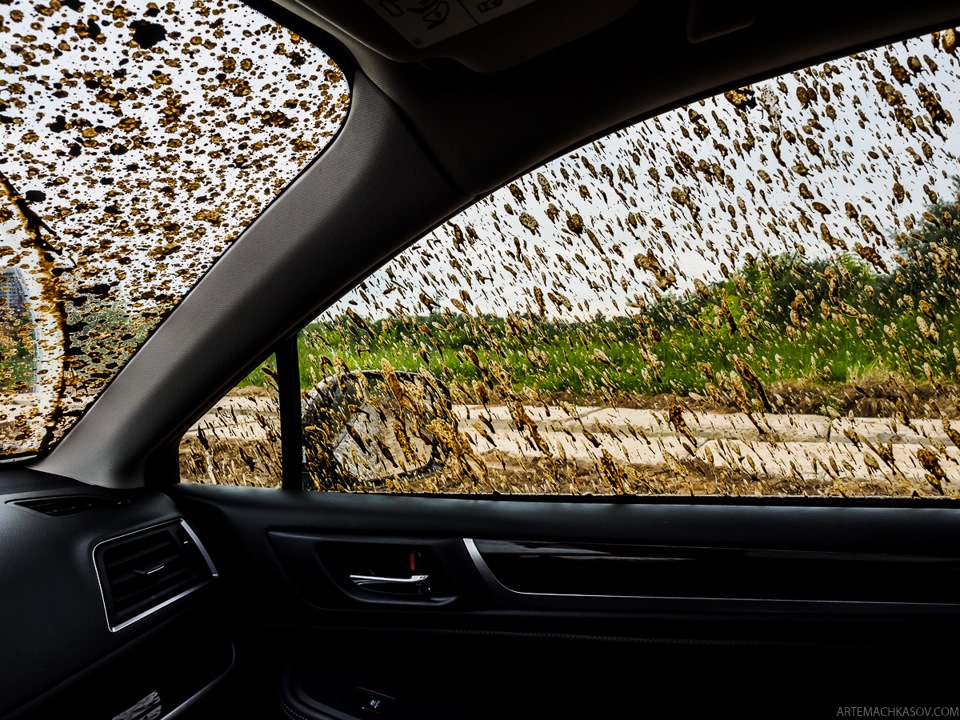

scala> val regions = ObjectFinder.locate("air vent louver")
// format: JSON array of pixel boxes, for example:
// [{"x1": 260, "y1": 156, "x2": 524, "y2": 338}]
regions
[
  {"x1": 12, "y1": 495, "x2": 127, "y2": 516},
  {"x1": 95, "y1": 520, "x2": 216, "y2": 631}
]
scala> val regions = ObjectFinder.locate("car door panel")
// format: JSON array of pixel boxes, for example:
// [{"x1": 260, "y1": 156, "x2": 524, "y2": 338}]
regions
[
  {"x1": 1, "y1": 468, "x2": 956, "y2": 719},
  {"x1": 168, "y1": 484, "x2": 960, "y2": 717}
]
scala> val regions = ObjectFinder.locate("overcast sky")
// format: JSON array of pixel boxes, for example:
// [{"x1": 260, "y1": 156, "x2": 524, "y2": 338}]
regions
[{"x1": 325, "y1": 31, "x2": 960, "y2": 321}]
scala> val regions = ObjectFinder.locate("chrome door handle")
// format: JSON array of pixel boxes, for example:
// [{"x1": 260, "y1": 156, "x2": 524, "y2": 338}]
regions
[{"x1": 348, "y1": 573, "x2": 431, "y2": 594}]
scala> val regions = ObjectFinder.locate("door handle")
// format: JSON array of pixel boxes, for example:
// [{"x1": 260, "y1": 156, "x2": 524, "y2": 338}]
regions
[{"x1": 348, "y1": 573, "x2": 431, "y2": 595}]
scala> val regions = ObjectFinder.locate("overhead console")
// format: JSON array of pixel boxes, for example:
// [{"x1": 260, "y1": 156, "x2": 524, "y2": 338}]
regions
[{"x1": 284, "y1": 0, "x2": 638, "y2": 70}]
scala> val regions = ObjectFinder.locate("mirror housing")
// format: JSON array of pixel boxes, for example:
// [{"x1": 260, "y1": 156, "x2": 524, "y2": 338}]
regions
[{"x1": 302, "y1": 369, "x2": 451, "y2": 490}]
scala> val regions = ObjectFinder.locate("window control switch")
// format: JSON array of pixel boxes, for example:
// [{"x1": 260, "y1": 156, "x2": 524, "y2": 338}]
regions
[{"x1": 352, "y1": 687, "x2": 395, "y2": 716}]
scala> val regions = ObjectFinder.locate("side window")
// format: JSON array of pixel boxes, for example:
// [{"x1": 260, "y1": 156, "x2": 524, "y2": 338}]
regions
[
  {"x1": 191, "y1": 27, "x2": 960, "y2": 498},
  {"x1": 180, "y1": 355, "x2": 282, "y2": 488}
]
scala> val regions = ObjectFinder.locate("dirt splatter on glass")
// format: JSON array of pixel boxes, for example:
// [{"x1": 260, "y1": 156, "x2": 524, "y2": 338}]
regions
[
  {"x1": 0, "y1": 0, "x2": 349, "y2": 457},
  {"x1": 190, "y1": 26, "x2": 960, "y2": 499}
]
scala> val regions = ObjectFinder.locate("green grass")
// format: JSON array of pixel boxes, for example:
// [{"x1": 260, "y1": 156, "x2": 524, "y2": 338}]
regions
[
  {"x1": 238, "y1": 229, "x2": 960, "y2": 401},
  {"x1": 237, "y1": 304, "x2": 960, "y2": 404}
]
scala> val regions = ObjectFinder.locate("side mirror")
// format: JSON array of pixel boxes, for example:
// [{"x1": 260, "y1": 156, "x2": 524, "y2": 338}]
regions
[{"x1": 302, "y1": 369, "x2": 451, "y2": 490}]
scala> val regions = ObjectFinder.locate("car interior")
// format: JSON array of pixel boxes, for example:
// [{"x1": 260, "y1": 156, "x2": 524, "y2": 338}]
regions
[{"x1": 3, "y1": 0, "x2": 960, "y2": 718}]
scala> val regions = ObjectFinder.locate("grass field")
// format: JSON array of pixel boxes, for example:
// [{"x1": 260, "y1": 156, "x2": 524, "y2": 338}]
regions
[
  {"x1": 235, "y1": 211, "x2": 960, "y2": 413},
  {"x1": 238, "y1": 300, "x2": 960, "y2": 418}
]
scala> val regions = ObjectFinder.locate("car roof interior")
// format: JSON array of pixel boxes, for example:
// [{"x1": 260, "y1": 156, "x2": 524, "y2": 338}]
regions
[{"x1": 32, "y1": 0, "x2": 960, "y2": 487}]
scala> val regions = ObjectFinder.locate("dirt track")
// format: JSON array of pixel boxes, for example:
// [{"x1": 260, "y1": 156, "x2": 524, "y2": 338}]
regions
[{"x1": 180, "y1": 392, "x2": 960, "y2": 498}]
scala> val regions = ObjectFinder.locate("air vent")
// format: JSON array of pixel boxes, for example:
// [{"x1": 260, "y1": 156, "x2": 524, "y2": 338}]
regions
[
  {"x1": 11, "y1": 495, "x2": 128, "y2": 516},
  {"x1": 94, "y1": 520, "x2": 217, "y2": 631}
]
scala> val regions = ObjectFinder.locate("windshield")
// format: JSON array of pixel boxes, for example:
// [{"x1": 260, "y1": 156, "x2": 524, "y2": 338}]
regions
[{"x1": 0, "y1": 0, "x2": 349, "y2": 458}]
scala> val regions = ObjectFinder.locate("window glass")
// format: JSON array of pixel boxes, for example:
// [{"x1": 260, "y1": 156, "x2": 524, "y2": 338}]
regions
[
  {"x1": 180, "y1": 354, "x2": 281, "y2": 487},
  {"x1": 297, "y1": 28, "x2": 960, "y2": 497},
  {"x1": 0, "y1": 0, "x2": 349, "y2": 459}
]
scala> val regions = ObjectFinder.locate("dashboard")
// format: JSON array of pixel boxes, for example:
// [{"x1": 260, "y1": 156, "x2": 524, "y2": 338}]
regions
[{"x1": 0, "y1": 469, "x2": 231, "y2": 720}]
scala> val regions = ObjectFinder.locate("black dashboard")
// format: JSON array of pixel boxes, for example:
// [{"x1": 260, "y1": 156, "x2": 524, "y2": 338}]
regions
[{"x1": 0, "y1": 470, "x2": 231, "y2": 719}]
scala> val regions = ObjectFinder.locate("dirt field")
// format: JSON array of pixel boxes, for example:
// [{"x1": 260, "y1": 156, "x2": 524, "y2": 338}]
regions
[{"x1": 179, "y1": 381, "x2": 960, "y2": 498}]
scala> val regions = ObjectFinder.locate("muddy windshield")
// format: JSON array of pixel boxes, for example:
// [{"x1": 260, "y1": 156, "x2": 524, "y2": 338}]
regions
[{"x1": 0, "y1": 0, "x2": 348, "y2": 458}]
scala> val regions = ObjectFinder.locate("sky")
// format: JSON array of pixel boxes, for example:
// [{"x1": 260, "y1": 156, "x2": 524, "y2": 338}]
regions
[{"x1": 324, "y1": 30, "x2": 960, "y2": 322}]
